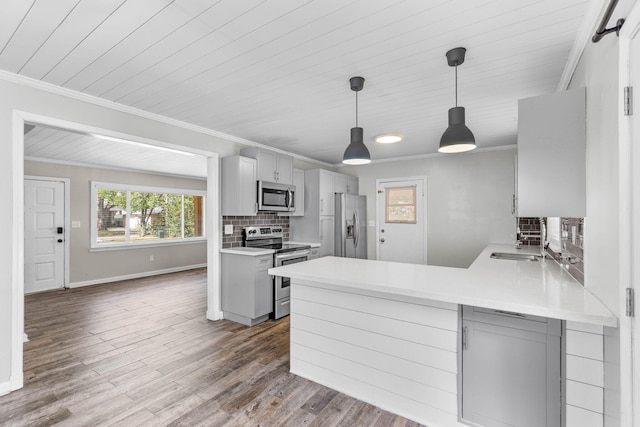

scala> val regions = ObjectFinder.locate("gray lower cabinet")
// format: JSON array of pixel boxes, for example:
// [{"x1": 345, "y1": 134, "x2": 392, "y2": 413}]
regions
[
  {"x1": 308, "y1": 247, "x2": 320, "y2": 259},
  {"x1": 461, "y1": 306, "x2": 561, "y2": 427},
  {"x1": 221, "y1": 253, "x2": 273, "y2": 326}
]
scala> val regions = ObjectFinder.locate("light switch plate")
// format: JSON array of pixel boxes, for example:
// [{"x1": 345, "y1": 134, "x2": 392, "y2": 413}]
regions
[
  {"x1": 224, "y1": 224, "x2": 233, "y2": 235},
  {"x1": 72, "y1": 221, "x2": 81, "y2": 228}
]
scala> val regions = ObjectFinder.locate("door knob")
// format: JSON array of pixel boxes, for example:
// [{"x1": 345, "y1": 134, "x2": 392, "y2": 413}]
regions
[
  {"x1": 57, "y1": 239, "x2": 63, "y2": 243},
  {"x1": 380, "y1": 238, "x2": 385, "y2": 243}
]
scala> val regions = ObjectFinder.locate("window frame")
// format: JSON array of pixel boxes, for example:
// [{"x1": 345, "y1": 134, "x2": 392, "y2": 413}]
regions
[{"x1": 91, "y1": 181, "x2": 206, "y2": 250}]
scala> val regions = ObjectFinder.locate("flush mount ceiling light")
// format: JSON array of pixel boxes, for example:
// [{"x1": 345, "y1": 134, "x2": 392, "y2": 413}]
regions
[
  {"x1": 374, "y1": 133, "x2": 403, "y2": 144},
  {"x1": 439, "y1": 47, "x2": 476, "y2": 154},
  {"x1": 343, "y1": 76, "x2": 371, "y2": 165}
]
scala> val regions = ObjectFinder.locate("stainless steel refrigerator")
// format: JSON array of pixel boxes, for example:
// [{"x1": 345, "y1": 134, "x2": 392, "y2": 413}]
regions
[{"x1": 334, "y1": 193, "x2": 367, "y2": 259}]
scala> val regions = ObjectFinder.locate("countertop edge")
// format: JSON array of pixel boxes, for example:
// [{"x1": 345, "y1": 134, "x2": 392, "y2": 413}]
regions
[{"x1": 268, "y1": 245, "x2": 618, "y2": 327}]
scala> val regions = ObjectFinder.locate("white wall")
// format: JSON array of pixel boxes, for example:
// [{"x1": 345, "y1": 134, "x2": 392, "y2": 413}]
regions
[
  {"x1": 25, "y1": 160, "x2": 207, "y2": 285},
  {"x1": 566, "y1": 0, "x2": 638, "y2": 423},
  {"x1": 342, "y1": 148, "x2": 516, "y2": 268},
  {"x1": 570, "y1": 33, "x2": 621, "y2": 317}
]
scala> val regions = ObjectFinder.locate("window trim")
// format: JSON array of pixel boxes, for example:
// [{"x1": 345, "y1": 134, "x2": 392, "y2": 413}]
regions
[{"x1": 91, "y1": 181, "x2": 206, "y2": 249}]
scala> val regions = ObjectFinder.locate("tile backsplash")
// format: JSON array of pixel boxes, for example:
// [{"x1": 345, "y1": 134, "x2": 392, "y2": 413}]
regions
[
  {"x1": 517, "y1": 216, "x2": 584, "y2": 285},
  {"x1": 222, "y1": 213, "x2": 290, "y2": 248},
  {"x1": 556, "y1": 217, "x2": 584, "y2": 285},
  {"x1": 517, "y1": 217, "x2": 542, "y2": 246}
]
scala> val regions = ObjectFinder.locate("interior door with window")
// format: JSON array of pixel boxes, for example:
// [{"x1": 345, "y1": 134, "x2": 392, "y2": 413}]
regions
[
  {"x1": 24, "y1": 179, "x2": 65, "y2": 293},
  {"x1": 376, "y1": 178, "x2": 426, "y2": 264}
]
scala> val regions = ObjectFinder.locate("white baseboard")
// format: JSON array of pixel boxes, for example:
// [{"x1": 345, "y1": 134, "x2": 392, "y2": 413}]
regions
[
  {"x1": 207, "y1": 309, "x2": 224, "y2": 321},
  {"x1": 0, "y1": 372, "x2": 24, "y2": 396},
  {"x1": 0, "y1": 380, "x2": 10, "y2": 397},
  {"x1": 69, "y1": 264, "x2": 206, "y2": 288}
]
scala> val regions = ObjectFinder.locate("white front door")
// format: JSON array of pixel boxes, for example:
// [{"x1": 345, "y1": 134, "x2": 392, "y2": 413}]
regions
[
  {"x1": 376, "y1": 177, "x2": 427, "y2": 264},
  {"x1": 24, "y1": 179, "x2": 65, "y2": 293}
]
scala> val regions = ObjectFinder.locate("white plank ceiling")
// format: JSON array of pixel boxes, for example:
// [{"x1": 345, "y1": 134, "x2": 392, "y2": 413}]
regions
[{"x1": 4, "y1": 0, "x2": 594, "y2": 170}]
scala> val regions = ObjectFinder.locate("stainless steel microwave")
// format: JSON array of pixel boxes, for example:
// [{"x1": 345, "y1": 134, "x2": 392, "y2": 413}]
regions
[{"x1": 257, "y1": 180, "x2": 295, "y2": 212}]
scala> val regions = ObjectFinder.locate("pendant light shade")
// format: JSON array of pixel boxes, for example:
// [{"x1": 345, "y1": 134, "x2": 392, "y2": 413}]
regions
[
  {"x1": 343, "y1": 76, "x2": 371, "y2": 165},
  {"x1": 439, "y1": 106, "x2": 476, "y2": 153},
  {"x1": 343, "y1": 127, "x2": 371, "y2": 165},
  {"x1": 439, "y1": 47, "x2": 476, "y2": 154}
]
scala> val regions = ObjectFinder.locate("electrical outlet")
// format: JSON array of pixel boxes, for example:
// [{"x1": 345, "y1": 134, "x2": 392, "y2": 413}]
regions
[{"x1": 149, "y1": 255, "x2": 154, "y2": 262}]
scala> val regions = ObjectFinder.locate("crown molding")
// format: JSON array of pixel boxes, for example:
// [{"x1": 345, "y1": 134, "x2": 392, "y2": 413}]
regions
[{"x1": 0, "y1": 70, "x2": 332, "y2": 168}]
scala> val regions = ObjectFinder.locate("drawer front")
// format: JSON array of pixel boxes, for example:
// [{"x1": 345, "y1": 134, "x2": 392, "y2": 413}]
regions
[
  {"x1": 274, "y1": 297, "x2": 290, "y2": 319},
  {"x1": 255, "y1": 255, "x2": 273, "y2": 270},
  {"x1": 462, "y1": 306, "x2": 560, "y2": 336}
]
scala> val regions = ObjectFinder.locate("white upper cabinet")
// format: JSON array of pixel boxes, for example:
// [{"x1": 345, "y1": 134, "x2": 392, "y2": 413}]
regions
[
  {"x1": 319, "y1": 169, "x2": 335, "y2": 215},
  {"x1": 347, "y1": 175, "x2": 359, "y2": 195},
  {"x1": 221, "y1": 155, "x2": 257, "y2": 216},
  {"x1": 334, "y1": 174, "x2": 348, "y2": 195},
  {"x1": 517, "y1": 87, "x2": 586, "y2": 217},
  {"x1": 241, "y1": 147, "x2": 293, "y2": 185}
]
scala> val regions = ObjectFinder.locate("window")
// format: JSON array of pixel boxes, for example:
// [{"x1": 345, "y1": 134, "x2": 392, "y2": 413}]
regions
[
  {"x1": 92, "y1": 182, "x2": 205, "y2": 248},
  {"x1": 385, "y1": 186, "x2": 417, "y2": 224}
]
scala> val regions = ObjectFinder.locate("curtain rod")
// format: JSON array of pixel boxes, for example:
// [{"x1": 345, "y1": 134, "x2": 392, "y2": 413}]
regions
[{"x1": 592, "y1": 0, "x2": 625, "y2": 43}]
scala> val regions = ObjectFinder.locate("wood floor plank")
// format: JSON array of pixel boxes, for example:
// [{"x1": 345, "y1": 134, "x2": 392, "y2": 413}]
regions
[{"x1": 0, "y1": 268, "x2": 424, "y2": 426}]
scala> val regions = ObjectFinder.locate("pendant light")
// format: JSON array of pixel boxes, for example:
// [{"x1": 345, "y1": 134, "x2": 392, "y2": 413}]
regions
[
  {"x1": 342, "y1": 76, "x2": 371, "y2": 165},
  {"x1": 439, "y1": 47, "x2": 476, "y2": 153}
]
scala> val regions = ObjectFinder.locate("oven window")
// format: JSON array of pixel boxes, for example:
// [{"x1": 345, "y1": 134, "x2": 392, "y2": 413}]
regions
[
  {"x1": 279, "y1": 256, "x2": 307, "y2": 288},
  {"x1": 281, "y1": 257, "x2": 307, "y2": 266}
]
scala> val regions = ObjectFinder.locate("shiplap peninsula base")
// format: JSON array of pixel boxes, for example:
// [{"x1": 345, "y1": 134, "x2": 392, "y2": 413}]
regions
[
  {"x1": 289, "y1": 280, "x2": 463, "y2": 426},
  {"x1": 270, "y1": 246, "x2": 616, "y2": 426}
]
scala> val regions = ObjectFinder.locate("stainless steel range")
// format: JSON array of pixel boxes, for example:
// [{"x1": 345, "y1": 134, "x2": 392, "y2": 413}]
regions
[{"x1": 243, "y1": 226, "x2": 310, "y2": 319}]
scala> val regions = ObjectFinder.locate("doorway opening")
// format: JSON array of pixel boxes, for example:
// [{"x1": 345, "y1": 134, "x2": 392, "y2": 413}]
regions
[{"x1": 10, "y1": 111, "x2": 221, "y2": 394}]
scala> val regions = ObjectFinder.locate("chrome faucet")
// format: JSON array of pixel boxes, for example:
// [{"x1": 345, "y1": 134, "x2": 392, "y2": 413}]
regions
[{"x1": 539, "y1": 217, "x2": 547, "y2": 259}]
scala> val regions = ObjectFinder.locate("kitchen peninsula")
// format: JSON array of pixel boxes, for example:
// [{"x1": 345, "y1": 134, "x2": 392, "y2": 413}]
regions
[{"x1": 269, "y1": 244, "x2": 616, "y2": 426}]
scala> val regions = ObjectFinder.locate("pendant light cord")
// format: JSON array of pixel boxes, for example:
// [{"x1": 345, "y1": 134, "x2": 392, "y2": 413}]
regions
[
  {"x1": 355, "y1": 90, "x2": 359, "y2": 127},
  {"x1": 455, "y1": 64, "x2": 458, "y2": 107}
]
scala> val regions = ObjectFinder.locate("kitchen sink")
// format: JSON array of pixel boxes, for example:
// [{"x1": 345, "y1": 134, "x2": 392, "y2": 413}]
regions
[{"x1": 490, "y1": 252, "x2": 541, "y2": 262}]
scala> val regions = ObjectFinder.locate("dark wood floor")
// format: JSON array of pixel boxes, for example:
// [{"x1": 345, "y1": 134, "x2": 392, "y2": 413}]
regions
[{"x1": 0, "y1": 269, "x2": 424, "y2": 426}]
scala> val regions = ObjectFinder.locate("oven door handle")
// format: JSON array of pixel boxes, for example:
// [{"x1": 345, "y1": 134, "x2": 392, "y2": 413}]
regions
[{"x1": 275, "y1": 250, "x2": 310, "y2": 262}]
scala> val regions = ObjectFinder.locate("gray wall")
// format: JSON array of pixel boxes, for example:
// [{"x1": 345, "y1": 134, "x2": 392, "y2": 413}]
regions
[
  {"x1": 0, "y1": 77, "x2": 240, "y2": 387},
  {"x1": 25, "y1": 160, "x2": 207, "y2": 285},
  {"x1": 342, "y1": 148, "x2": 517, "y2": 268}
]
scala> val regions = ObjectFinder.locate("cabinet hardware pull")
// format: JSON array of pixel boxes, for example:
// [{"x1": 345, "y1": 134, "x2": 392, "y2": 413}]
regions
[{"x1": 462, "y1": 326, "x2": 468, "y2": 350}]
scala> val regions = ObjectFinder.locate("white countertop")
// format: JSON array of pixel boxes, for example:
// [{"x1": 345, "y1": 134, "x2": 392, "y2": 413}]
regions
[
  {"x1": 221, "y1": 247, "x2": 274, "y2": 256},
  {"x1": 268, "y1": 244, "x2": 617, "y2": 327}
]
